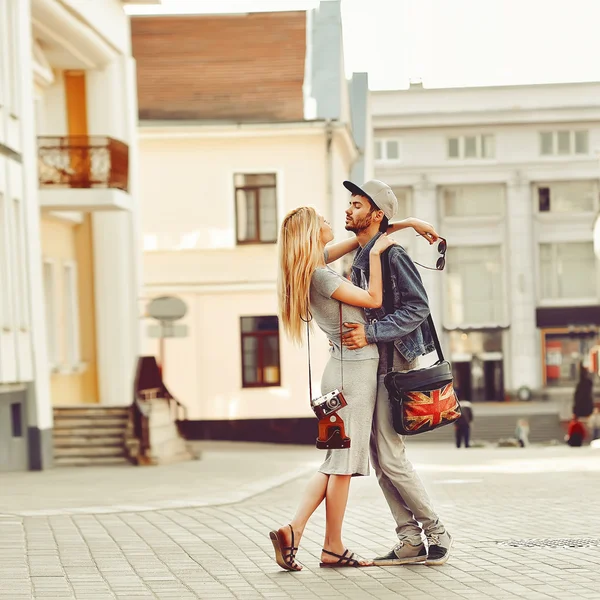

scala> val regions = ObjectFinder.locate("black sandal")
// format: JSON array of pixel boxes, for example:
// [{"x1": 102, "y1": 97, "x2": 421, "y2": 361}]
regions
[
  {"x1": 269, "y1": 525, "x2": 301, "y2": 571},
  {"x1": 319, "y1": 548, "x2": 373, "y2": 568}
]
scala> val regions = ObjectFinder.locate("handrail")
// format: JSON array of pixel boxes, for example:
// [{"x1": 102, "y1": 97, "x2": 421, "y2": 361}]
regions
[{"x1": 37, "y1": 135, "x2": 129, "y2": 192}]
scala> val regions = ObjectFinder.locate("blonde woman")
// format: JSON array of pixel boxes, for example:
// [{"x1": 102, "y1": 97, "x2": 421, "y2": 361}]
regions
[{"x1": 270, "y1": 207, "x2": 439, "y2": 571}]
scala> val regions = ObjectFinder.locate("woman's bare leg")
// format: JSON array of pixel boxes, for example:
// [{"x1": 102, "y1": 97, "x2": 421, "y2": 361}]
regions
[
  {"x1": 322, "y1": 474, "x2": 371, "y2": 566},
  {"x1": 275, "y1": 471, "x2": 329, "y2": 568}
]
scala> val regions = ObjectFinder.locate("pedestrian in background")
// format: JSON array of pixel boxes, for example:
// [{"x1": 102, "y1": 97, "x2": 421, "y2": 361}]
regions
[
  {"x1": 573, "y1": 364, "x2": 594, "y2": 419},
  {"x1": 565, "y1": 415, "x2": 587, "y2": 447},
  {"x1": 515, "y1": 419, "x2": 530, "y2": 447},
  {"x1": 455, "y1": 400, "x2": 473, "y2": 448}
]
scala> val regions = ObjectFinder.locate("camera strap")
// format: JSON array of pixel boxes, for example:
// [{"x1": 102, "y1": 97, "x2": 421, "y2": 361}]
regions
[{"x1": 306, "y1": 301, "x2": 344, "y2": 402}]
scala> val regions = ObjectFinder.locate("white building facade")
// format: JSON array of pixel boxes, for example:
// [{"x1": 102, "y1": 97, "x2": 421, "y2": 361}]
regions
[
  {"x1": 372, "y1": 82, "x2": 600, "y2": 404},
  {"x1": 1, "y1": 0, "x2": 143, "y2": 471}
]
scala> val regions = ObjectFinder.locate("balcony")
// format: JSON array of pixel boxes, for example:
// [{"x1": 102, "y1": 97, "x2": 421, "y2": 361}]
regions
[{"x1": 37, "y1": 136, "x2": 132, "y2": 212}]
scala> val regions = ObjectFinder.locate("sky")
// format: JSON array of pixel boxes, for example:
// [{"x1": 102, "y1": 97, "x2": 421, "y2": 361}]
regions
[{"x1": 126, "y1": 0, "x2": 600, "y2": 90}]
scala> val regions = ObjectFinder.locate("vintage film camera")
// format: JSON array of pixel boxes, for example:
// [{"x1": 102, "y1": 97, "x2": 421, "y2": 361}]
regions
[{"x1": 310, "y1": 389, "x2": 351, "y2": 450}]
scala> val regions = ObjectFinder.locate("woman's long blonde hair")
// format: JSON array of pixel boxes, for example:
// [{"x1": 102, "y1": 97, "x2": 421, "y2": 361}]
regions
[{"x1": 278, "y1": 206, "x2": 324, "y2": 344}]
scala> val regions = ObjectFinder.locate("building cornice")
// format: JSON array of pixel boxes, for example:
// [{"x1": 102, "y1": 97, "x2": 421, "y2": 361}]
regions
[{"x1": 373, "y1": 107, "x2": 600, "y2": 130}]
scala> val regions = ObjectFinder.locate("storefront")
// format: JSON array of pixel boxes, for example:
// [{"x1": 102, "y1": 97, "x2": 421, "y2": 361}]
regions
[
  {"x1": 537, "y1": 306, "x2": 600, "y2": 388},
  {"x1": 448, "y1": 328, "x2": 506, "y2": 402}
]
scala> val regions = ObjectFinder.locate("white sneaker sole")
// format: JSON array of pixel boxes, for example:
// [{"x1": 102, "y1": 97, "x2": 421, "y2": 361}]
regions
[
  {"x1": 425, "y1": 535, "x2": 453, "y2": 566},
  {"x1": 373, "y1": 555, "x2": 427, "y2": 566}
]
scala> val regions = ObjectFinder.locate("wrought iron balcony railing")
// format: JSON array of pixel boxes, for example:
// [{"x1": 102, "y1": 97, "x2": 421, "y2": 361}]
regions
[{"x1": 38, "y1": 136, "x2": 129, "y2": 192}]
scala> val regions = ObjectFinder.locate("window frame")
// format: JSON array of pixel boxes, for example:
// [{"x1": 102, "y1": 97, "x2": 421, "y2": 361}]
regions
[
  {"x1": 374, "y1": 138, "x2": 402, "y2": 162},
  {"x1": 444, "y1": 243, "x2": 508, "y2": 329},
  {"x1": 240, "y1": 316, "x2": 281, "y2": 388},
  {"x1": 533, "y1": 180, "x2": 598, "y2": 215},
  {"x1": 234, "y1": 173, "x2": 278, "y2": 245},
  {"x1": 537, "y1": 241, "x2": 599, "y2": 306},
  {"x1": 539, "y1": 130, "x2": 590, "y2": 156},
  {"x1": 446, "y1": 134, "x2": 495, "y2": 160},
  {"x1": 439, "y1": 183, "x2": 506, "y2": 221}
]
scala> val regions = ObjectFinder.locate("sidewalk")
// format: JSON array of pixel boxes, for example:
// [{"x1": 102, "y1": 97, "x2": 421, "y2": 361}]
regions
[
  {"x1": 0, "y1": 442, "x2": 321, "y2": 516},
  {"x1": 1, "y1": 442, "x2": 600, "y2": 600}
]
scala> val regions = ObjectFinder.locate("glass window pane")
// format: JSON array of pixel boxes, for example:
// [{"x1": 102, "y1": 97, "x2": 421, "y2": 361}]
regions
[
  {"x1": 540, "y1": 132, "x2": 553, "y2": 155},
  {"x1": 446, "y1": 246, "x2": 504, "y2": 325},
  {"x1": 482, "y1": 135, "x2": 495, "y2": 158},
  {"x1": 557, "y1": 131, "x2": 571, "y2": 155},
  {"x1": 386, "y1": 140, "x2": 399, "y2": 160},
  {"x1": 539, "y1": 243, "x2": 554, "y2": 299},
  {"x1": 556, "y1": 242, "x2": 596, "y2": 298},
  {"x1": 235, "y1": 173, "x2": 276, "y2": 187},
  {"x1": 539, "y1": 181, "x2": 595, "y2": 213},
  {"x1": 545, "y1": 333, "x2": 599, "y2": 387},
  {"x1": 236, "y1": 189, "x2": 257, "y2": 242},
  {"x1": 442, "y1": 185, "x2": 504, "y2": 217},
  {"x1": 262, "y1": 335, "x2": 280, "y2": 384},
  {"x1": 464, "y1": 136, "x2": 477, "y2": 158},
  {"x1": 242, "y1": 336, "x2": 259, "y2": 384},
  {"x1": 448, "y1": 138, "x2": 460, "y2": 158},
  {"x1": 374, "y1": 140, "x2": 382, "y2": 160},
  {"x1": 575, "y1": 131, "x2": 589, "y2": 154},
  {"x1": 241, "y1": 316, "x2": 279, "y2": 333},
  {"x1": 259, "y1": 187, "x2": 277, "y2": 242}
]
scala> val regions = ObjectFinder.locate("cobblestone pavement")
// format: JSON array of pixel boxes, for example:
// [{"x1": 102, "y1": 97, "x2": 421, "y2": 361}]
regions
[{"x1": 1, "y1": 442, "x2": 600, "y2": 600}]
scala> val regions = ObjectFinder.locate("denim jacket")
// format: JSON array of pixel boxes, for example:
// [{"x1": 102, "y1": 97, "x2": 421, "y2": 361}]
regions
[{"x1": 351, "y1": 233, "x2": 435, "y2": 364}]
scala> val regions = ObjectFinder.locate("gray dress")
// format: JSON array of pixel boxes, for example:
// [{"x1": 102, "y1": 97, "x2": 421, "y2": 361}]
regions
[{"x1": 310, "y1": 267, "x2": 379, "y2": 477}]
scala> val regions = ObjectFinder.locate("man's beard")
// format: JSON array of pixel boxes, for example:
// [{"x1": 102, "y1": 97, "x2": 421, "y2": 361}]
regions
[{"x1": 345, "y1": 213, "x2": 373, "y2": 233}]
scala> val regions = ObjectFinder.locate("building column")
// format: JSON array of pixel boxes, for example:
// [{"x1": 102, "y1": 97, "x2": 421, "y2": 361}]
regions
[
  {"x1": 87, "y1": 57, "x2": 141, "y2": 405},
  {"x1": 506, "y1": 172, "x2": 540, "y2": 391},
  {"x1": 412, "y1": 178, "x2": 443, "y2": 342},
  {"x1": 17, "y1": 0, "x2": 53, "y2": 467}
]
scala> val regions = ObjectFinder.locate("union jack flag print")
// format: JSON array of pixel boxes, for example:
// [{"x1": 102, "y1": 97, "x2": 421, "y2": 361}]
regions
[{"x1": 403, "y1": 383, "x2": 460, "y2": 432}]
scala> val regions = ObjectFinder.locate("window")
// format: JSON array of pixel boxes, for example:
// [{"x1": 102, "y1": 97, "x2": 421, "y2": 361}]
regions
[
  {"x1": 539, "y1": 242, "x2": 597, "y2": 300},
  {"x1": 575, "y1": 131, "x2": 589, "y2": 154},
  {"x1": 43, "y1": 260, "x2": 58, "y2": 368},
  {"x1": 540, "y1": 132, "x2": 553, "y2": 156},
  {"x1": 374, "y1": 138, "x2": 401, "y2": 161},
  {"x1": 64, "y1": 262, "x2": 81, "y2": 366},
  {"x1": 544, "y1": 330, "x2": 599, "y2": 387},
  {"x1": 441, "y1": 184, "x2": 505, "y2": 218},
  {"x1": 539, "y1": 131, "x2": 589, "y2": 156},
  {"x1": 447, "y1": 135, "x2": 495, "y2": 159},
  {"x1": 446, "y1": 246, "x2": 505, "y2": 326},
  {"x1": 235, "y1": 174, "x2": 277, "y2": 244},
  {"x1": 447, "y1": 138, "x2": 460, "y2": 159},
  {"x1": 536, "y1": 181, "x2": 596, "y2": 213},
  {"x1": 240, "y1": 316, "x2": 281, "y2": 387}
]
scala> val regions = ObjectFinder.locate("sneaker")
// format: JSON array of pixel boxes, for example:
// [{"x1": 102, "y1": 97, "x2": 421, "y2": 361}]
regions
[
  {"x1": 373, "y1": 538, "x2": 427, "y2": 566},
  {"x1": 425, "y1": 529, "x2": 453, "y2": 566}
]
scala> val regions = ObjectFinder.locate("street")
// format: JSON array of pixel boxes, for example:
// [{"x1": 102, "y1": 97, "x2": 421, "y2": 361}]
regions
[{"x1": 1, "y1": 442, "x2": 599, "y2": 600}]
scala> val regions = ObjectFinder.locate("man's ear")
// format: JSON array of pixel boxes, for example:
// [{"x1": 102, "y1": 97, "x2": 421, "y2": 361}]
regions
[{"x1": 372, "y1": 210, "x2": 384, "y2": 224}]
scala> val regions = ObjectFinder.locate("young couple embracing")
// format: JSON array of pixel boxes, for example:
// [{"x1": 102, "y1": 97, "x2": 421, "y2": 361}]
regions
[{"x1": 271, "y1": 179, "x2": 452, "y2": 570}]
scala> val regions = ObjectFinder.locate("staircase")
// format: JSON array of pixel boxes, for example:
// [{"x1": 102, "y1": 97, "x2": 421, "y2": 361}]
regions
[
  {"x1": 53, "y1": 406, "x2": 130, "y2": 467},
  {"x1": 409, "y1": 403, "x2": 564, "y2": 445}
]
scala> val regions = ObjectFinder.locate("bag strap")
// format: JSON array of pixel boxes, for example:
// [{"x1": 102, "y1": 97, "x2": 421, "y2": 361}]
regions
[
  {"x1": 306, "y1": 301, "x2": 344, "y2": 402},
  {"x1": 380, "y1": 248, "x2": 445, "y2": 373}
]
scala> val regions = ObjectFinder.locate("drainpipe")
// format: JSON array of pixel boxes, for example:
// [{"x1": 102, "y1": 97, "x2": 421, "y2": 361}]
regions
[{"x1": 325, "y1": 120, "x2": 334, "y2": 227}]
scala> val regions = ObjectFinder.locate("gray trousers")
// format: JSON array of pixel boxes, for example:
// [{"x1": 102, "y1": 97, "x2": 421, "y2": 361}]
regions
[{"x1": 370, "y1": 357, "x2": 444, "y2": 539}]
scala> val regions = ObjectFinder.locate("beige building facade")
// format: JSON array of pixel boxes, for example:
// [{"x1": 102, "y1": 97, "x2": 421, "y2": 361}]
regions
[
  {"x1": 1, "y1": 0, "x2": 144, "y2": 471},
  {"x1": 135, "y1": 3, "x2": 371, "y2": 433}
]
